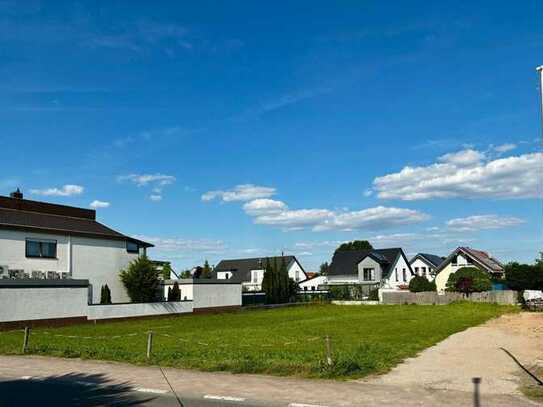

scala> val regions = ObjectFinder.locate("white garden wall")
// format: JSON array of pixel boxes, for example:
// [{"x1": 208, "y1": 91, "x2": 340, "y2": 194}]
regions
[
  {"x1": 193, "y1": 282, "x2": 242, "y2": 309},
  {"x1": 87, "y1": 301, "x2": 193, "y2": 320},
  {"x1": 0, "y1": 280, "x2": 88, "y2": 323}
]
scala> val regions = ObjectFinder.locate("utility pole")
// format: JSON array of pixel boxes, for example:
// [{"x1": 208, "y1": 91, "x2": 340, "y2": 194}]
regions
[{"x1": 537, "y1": 65, "x2": 543, "y2": 142}]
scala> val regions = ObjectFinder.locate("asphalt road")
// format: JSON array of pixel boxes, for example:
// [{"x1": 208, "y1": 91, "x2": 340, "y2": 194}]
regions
[{"x1": 0, "y1": 377, "x2": 285, "y2": 407}]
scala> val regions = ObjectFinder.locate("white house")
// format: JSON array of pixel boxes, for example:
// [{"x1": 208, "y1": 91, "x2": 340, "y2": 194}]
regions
[
  {"x1": 213, "y1": 255, "x2": 307, "y2": 291},
  {"x1": 409, "y1": 253, "x2": 445, "y2": 281},
  {"x1": 434, "y1": 247, "x2": 504, "y2": 293},
  {"x1": 327, "y1": 248, "x2": 414, "y2": 289},
  {"x1": 298, "y1": 275, "x2": 327, "y2": 291},
  {"x1": 0, "y1": 190, "x2": 152, "y2": 303}
]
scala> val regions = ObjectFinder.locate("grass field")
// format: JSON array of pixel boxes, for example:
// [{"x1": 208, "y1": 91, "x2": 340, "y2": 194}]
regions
[{"x1": 0, "y1": 303, "x2": 516, "y2": 379}]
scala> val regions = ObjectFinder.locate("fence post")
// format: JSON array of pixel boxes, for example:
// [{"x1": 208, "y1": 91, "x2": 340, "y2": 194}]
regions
[
  {"x1": 22, "y1": 327, "x2": 30, "y2": 353},
  {"x1": 325, "y1": 335, "x2": 332, "y2": 367},
  {"x1": 146, "y1": 331, "x2": 153, "y2": 359}
]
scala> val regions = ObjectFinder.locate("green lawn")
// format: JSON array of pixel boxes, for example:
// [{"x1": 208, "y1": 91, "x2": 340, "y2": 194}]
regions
[{"x1": 0, "y1": 303, "x2": 517, "y2": 379}]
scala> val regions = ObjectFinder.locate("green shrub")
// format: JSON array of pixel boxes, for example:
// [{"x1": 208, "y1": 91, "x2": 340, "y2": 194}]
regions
[
  {"x1": 445, "y1": 267, "x2": 492, "y2": 294},
  {"x1": 119, "y1": 256, "x2": 160, "y2": 303},
  {"x1": 408, "y1": 276, "x2": 436, "y2": 292},
  {"x1": 368, "y1": 288, "x2": 379, "y2": 301},
  {"x1": 100, "y1": 284, "x2": 112, "y2": 304},
  {"x1": 504, "y1": 262, "x2": 543, "y2": 291}
]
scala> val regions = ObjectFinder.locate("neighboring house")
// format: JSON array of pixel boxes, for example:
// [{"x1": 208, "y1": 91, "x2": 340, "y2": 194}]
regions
[
  {"x1": 0, "y1": 190, "x2": 152, "y2": 303},
  {"x1": 327, "y1": 248, "x2": 414, "y2": 289},
  {"x1": 434, "y1": 247, "x2": 504, "y2": 293},
  {"x1": 213, "y1": 255, "x2": 307, "y2": 291},
  {"x1": 298, "y1": 275, "x2": 327, "y2": 291},
  {"x1": 409, "y1": 253, "x2": 445, "y2": 281}
]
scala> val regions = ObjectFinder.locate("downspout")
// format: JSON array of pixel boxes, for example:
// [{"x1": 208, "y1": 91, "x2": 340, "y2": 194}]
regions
[{"x1": 67, "y1": 234, "x2": 72, "y2": 277}]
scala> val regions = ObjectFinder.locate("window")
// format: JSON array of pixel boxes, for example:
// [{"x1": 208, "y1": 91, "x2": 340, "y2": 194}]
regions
[
  {"x1": 363, "y1": 268, "x2": 375, "y2": 281},
  {"x1": 466, "y1": 256, "x2": 473, "y2": 264},
  {"x1": 452, "y1": 255, "x2": 458, "y2": 265},
  {"x1": 304, "y1": 286, "x2": 308, "y2": 291},
  {"x1": 26, "y1": 239, "x2": 57, "y2": 259},
  {"x1": 311, "y1": 286, "x2": 316, "y2": 291},
  {"x1": 126, "y1": 241, "x2": 139, "y2": 253},
  {"x1": 402, "y1": 268, "x2": 407, "y2": 282},
  {"x1": 414, "y1": 267, "x2": 419, "y2": 274},
  {"x1": 395, "y1": 268, "x2": 398, "y2": 281},
  {"x1": 421, "y1": 267, "x2": 426, "y2": 276},
  {"x1": 295, "y1": 270, "x2": 300, "y2": 281}
]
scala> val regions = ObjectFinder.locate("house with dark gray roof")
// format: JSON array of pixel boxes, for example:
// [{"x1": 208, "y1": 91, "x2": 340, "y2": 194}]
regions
[
  {"x1": 409, "y1": 253, "x2": 445, "y2": 281},
  {"x1": 327, "y1": 247, "x2": 414, "y2": 289},
  {"x1": 434, "y1": 247, "x2": 504, "y2": 293},
  {"x1": 213, "y1": 255, "x2": 307, "y2": 291},
  {"x1": 0, "y1": 190, "x2": 152, "y2": 303}
]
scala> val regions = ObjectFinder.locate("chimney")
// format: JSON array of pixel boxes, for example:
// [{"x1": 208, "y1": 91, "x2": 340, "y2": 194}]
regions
[{"x1": 10, "y1": 188, "x2": 23, "y2": 199}]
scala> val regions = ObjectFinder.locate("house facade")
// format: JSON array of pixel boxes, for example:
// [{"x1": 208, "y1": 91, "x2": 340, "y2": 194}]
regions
[
  {"x1": 434, "y1": 247, "x2": 504, "y2": 293},
  {"x1": 0, "y1": 190, "x2": 152, "y2": 303},
  {"x1": 327, "y1": 248, "x2": 414, "y2": 289},
  {"x1": 409, "y1": 253, "x2": 444, "y2": 281},
  {"x1": 213, "y1": 255, "x2": 307, "y2": 291}
]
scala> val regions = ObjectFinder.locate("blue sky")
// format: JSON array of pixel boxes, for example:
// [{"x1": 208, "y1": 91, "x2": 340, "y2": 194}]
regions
[{"x1": 1, "y1": 0, "x2": 542, "y2": 272}]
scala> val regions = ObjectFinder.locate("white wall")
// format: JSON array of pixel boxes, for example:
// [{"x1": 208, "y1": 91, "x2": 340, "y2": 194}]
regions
[
  {"x1": 162, "y1": 281, "x2": 194, "y2": 301},
  {"x1": 69, "y1": 236, "x2": 139, "y2": 304},
  {"x1": 410, "y1": 258, "x2": 435, "y2": 281},
  {"x1": 0, "y1": 285, "x2": 88, "y2": 322},
  {"x1": 383, "y1": 254, "x2": 412, "y2": 289},
  {"x1": 327, "y1": 275, "x2": 359, "y2": 284},
  {"x1": 288, "y1": 260, "x2": 306, "y2": 282},
  {"x1": 0, "y1": 229, "x2": 69, "y2": 275},
  {"x1": 193, "y1": 283, "x2": 242, "y2": 309},
  {"x1": 87, "y1": 301, "x2": 192, "y2": 320},
  {"x1": 298, "y1": 275, "x2": 327, "y2": 291}
]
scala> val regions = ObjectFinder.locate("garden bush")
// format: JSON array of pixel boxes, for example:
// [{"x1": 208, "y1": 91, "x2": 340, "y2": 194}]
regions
[
  {"x1": 408, "y1": 276, "x2": 436, "y2": 292},
  {"x1": 445, "y1": 267, "x2": 492, "y2": 294},
  {"x1": 119, "y1": 256, "x2": 160, "y2": 303}
]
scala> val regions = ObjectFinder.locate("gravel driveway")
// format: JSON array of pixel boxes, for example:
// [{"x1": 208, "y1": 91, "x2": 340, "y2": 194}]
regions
[{"x1": 363, "y1": 312, "x2": 543, "y2": 397}]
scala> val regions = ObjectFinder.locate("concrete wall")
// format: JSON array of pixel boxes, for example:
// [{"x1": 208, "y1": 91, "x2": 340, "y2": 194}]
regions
[
  {"x1": 0, "y1": 280, "x2": 89, "y2": 322},
  {"x1": 193, "y1": 282, "x2": 242, "y2": 309},
  {"x1": 380, "y1": 290, "x2": 518, "y2": 305},
  {"x1": 87, "y1": 301, "x2": 193, "y2": 320}
]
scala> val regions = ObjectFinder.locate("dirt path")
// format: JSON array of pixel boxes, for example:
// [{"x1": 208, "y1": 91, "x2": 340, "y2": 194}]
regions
[{"x1": 364, "y1": 312, "x2": 543, "y2": 397}]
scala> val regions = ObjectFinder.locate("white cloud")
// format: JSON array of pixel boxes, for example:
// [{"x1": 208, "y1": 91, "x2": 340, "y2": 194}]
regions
[
  {"x1": 202, "y1": 184, "x2": 276, "y2": 202},
  {"x1": 363, "y1": 189, "x2": 373, "y2": 197},
  {"x1": 314, "y1": 206, "x2": 429, "y2": 232},
  {"x1": 243, "y1": 199, "x2": 429, "y2": 232},
  {"x1": 242, "y1": 199, "x2": 287, "y2": 216},
  {"x1": 149, "y1": 194, "x2": 162, "y2": 201},
  {"x1": 373, "y1": 150, "x2": 543, "y2": 200},
  {"x1": 135, "y1": 235, "x2": 226, "y2": 253},
  {"x1": 89, "y1": 200, "x2": 110, "y2": 209},
  {"x1": 30, "y1": 184, "x2": 84, "y2": 197},
  {"x1": 446, "y1": 214, "x2": 525, "y2": 232},
  {"x1": 494, "y1": 143, "x2": 517, "y2": 153},
  {"x1": 438, "y1": 149, "x2": 485, "y2": 167},
  {"x1": 118, "y1": 173, "x2": 176, "y2": 187}
]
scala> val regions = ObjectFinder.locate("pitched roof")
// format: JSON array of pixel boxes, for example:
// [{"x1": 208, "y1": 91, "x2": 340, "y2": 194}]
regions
[
  {"x1": 328, "y1": 248, "x2": 410, "y2": 279},
  {"x1": 435, "y1": 247, "x2": 504, "y2": 274},
  {"x1": 0, "y1": 195, "x2": 152, "y2": 247},
  {"x1": 410, "y1": 253, "x2": 445, "y2": 268},
  {"x1": 213, "y1": 256, "x2": 303, "y2": 283}
]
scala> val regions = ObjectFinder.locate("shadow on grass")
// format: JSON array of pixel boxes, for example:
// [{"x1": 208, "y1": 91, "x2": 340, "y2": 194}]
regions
[{"x1": 0, "y1": 372, "x2": 154, "y2": 406}]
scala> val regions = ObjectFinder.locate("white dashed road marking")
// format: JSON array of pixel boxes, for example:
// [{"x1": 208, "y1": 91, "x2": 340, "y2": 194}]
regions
[
  {"x1": 204, "y1": 394, "x2": 246, "y2": 402},
  {"x1": 289, "y1": 403, "x2": 329, "y2": 407},
  {"x1": 134, "y1": 387, "x2": 169, "y2": 394}
]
